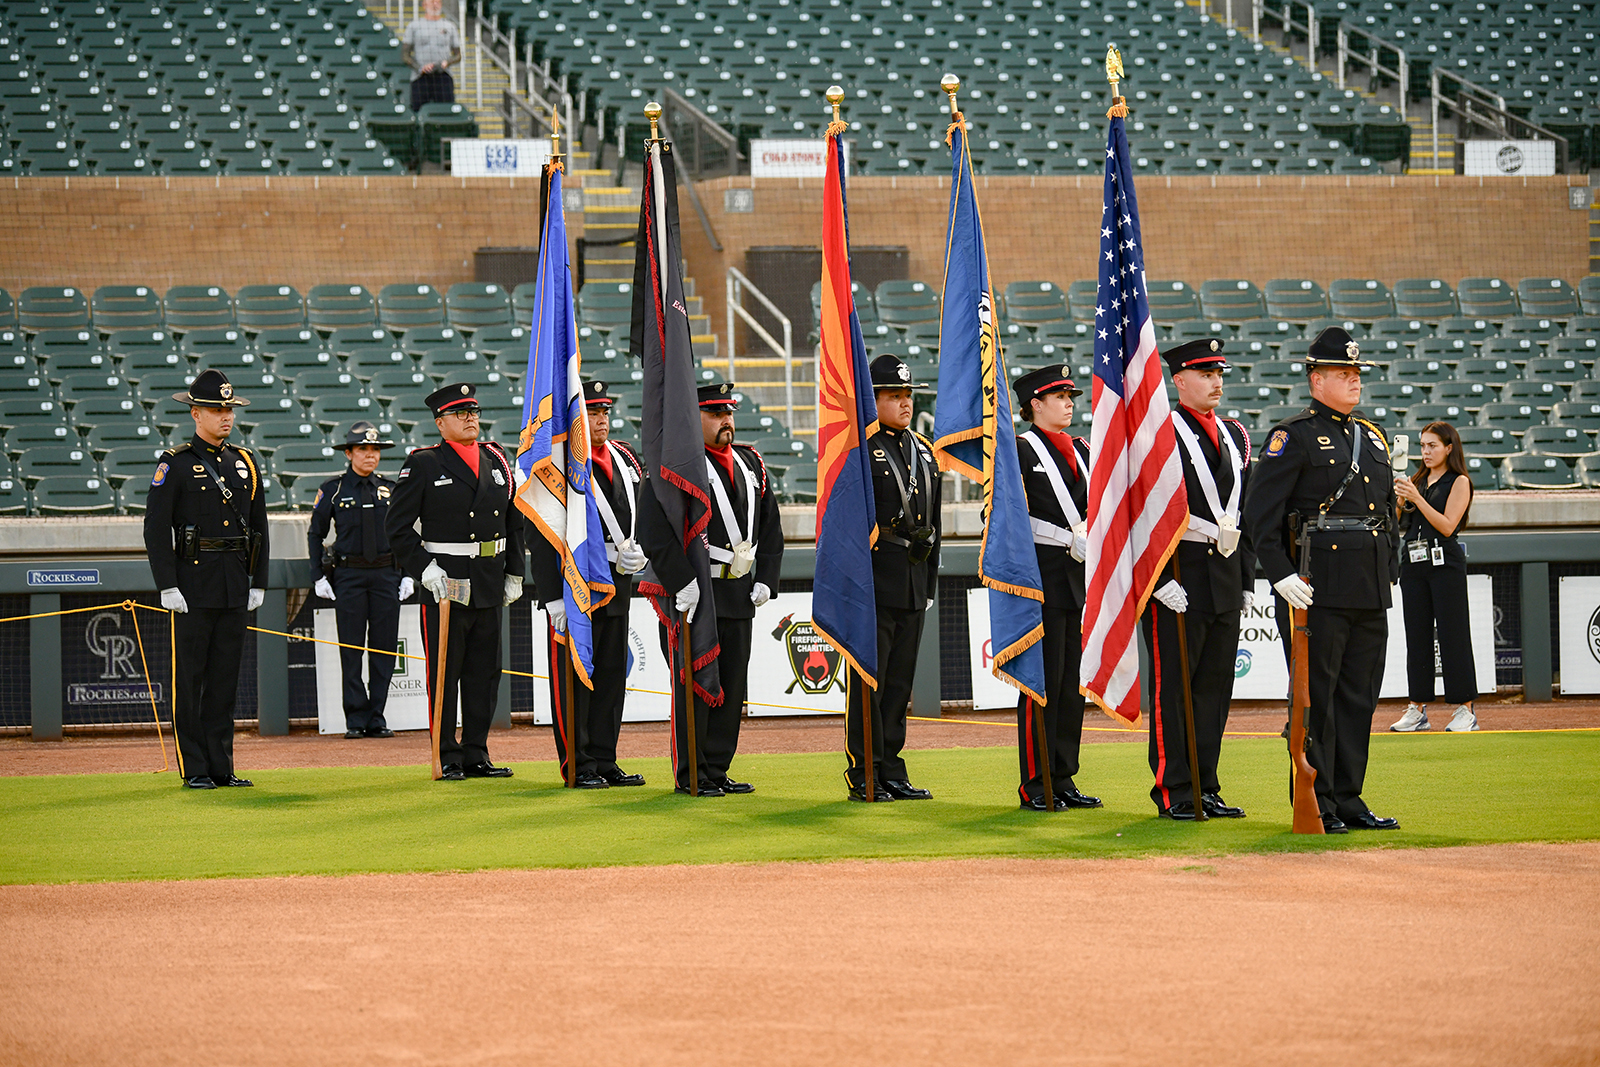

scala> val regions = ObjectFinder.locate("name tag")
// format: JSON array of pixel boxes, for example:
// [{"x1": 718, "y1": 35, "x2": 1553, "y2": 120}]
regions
[{"x1": 433, "y1": 477, "x2": 453, "y2": 486}]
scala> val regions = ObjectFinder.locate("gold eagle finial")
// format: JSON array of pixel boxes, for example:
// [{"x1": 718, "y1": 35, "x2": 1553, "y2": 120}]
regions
[{"x1": 1106, "y1": 45, "x2": 1125, "y2": 87}]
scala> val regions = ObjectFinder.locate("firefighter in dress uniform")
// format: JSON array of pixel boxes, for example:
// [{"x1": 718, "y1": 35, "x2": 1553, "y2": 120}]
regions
[
  {"x1": 1143, "y1": 340, "x2": 1255, "y2": 820},
  {"x1": 143, "y1": 368, "x2": 268, "y2": 789},
  {"x1": 1241, "y1": 327, "x2": 1401, "y2": 833},
  {"x1": 637, "y1": 382, "x2": 783, "y2": 797},
  {"x1": 842, "y1": 354, "x2": 942, "y2": 803},
  {"x1": 308, "y1": 421, "x2": 413, "y2": 740},
  {"x1": 1012, "y1": 364, "x2": 1100, "y2": 812},
  {"x1": 384, "y1": 382, "x2": 525, "y2": 781},
  {"x1": 531, "y1": 379, "x2": 649, "y2": 788}
]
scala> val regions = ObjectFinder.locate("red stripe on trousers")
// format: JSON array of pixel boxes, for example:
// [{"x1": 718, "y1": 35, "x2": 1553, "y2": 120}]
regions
[{"x1": 1151, "y1": 610, "x2": 1171, "y2": 809}]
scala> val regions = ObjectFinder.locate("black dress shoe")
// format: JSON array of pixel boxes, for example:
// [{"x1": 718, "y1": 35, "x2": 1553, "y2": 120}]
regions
[
  {"x1": 675, "y1": 782, "x2": 725, "y2": 797},
  {"x1": 1057, "y1": 788, "x2": 1103, "y2": 808},
  {"x1": 216, "y1": 774, "x2": 253, "y2": 787},
  {"x1": 1021, "y1": 794, "x2": 1068, "y2": 812},
  {"x1": 882, "y1": 779, "x2": 932, "y2": 800},
  {"x1": 848, "y1": 783, "x2": 894, "y2": 802},
  {"x1": 364, "y1": 726, "x2": 395, "y2": 739},
  {"x1": 183, "y1": 776, "x2": 216, "y2": 789},
  {"x1": 1201, "y1": 793, "x2": 1246, "y2": 818},
  {"x1": 345, "y1": 729, "x2": 364, "y2": 739},
  {"x1": 1321, "y1": 813, "x2": 1348, "y2": 834},
  {"x1": 717, "y1": 778, "x2": 755, "y2": 794},
  {"x1": 463, "y1": 761, "x2": 513, "y2": 778},
  {"x1": 1159, "y1": 800, "x2": 1197, "y2": 820},
  {"x1": 572, "y1": 772, "x2": 610, "y2": 789},
  {"x1": 1344, "y1": 810, "x2": 1399, "y2": 830},
  {"x1": 439, "y1": 764, "x2": 466, "y2": 781},
  {"x1": 600, "y1": 769, "x2": 646, "y2": 787}
]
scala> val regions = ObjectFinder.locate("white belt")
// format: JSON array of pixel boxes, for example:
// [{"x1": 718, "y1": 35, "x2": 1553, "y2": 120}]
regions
[
  {"x1": 423, "y1": 538, "x2": 506, "y2": 558},
  {"x1": 1181, "y1": 529, "x2": 1215, "y2": 544},
  {"x1": 1030, "y1": 516, "x2": 1072, "y2": 548}
]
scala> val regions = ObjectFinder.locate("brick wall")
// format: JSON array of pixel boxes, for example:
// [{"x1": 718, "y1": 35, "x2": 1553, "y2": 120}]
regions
[{"x1": 682, "y1": 174, "x2": 1592, "y2": 343}]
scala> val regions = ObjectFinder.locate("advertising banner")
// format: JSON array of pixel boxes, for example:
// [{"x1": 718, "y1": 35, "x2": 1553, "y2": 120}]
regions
[
  {"x1": 1462, "y1": 140, "x2": 1556, "y2": 177},
  {"x1": 750, "y1": 139, "x2": 842, "y2": 178},
  {"x1": 528, "y1": 599, "x2": 672, "y2": 724},
  {"x1": 1557, "y1": 576, "x2": 1600, "y2": 695},
  {"x1": 314, "y1": 606, "x2": 437, "y2": 734},
  {"x1": 449, "y1": 138, "x2": 552, "y2": 177}
]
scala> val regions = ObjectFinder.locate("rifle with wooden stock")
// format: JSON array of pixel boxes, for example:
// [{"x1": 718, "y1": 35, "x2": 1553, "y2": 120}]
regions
[{"x1": 1287, "y1": 520, "x2": 1324, "y2": 835}]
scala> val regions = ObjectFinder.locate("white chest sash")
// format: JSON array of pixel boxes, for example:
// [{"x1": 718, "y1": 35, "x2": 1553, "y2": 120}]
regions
[
  {"x1": 1171, "y1": 412, "x2": 1243, "y2": 545},
  {"x1": 591, "y1": 442, "x2": 638, "y2": 562},
  {"x1": 1021, "y1": 431, "x2": 1082, "y2": 546},
  {"x1": 706, "y1": 451, "x2": 758, "y2": 569}
]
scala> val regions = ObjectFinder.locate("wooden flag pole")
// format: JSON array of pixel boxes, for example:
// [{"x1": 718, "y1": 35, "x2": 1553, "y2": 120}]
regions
[
  {"x1": 1169, "y1": 554, "x2": 1209, "y2": 821},
  {"x1": 683, "y1": 610, "x2": 697, "y2": 796},
  {"x1": 430, "y1": 598, "x2": 451, "y2": 780},
  {"x1": 563, "y1": 640, "x2": 577, "y2": 788},
  {"x1": 1034, "y1": 697, "x2": 1054, "y2": 811}
]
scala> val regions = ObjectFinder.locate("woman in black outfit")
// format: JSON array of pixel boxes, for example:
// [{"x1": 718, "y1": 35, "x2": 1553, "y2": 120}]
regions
[{"x1": 1390, "y1": 420, "x2": 1478, "y2": 732}]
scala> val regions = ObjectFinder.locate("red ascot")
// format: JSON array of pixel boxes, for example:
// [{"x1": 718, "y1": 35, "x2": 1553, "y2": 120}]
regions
[
  {"x1": 447, "y1": 440, "x2": 480, "y2": 477},
  {"x1": 1040, "y1": 428, "x2": 1078, "y2": 479},
  {"x1": 591, "y1": 442, "x2": 613, "y2": 481},
  {"x1": 706, "y1": 444, "x2": 735, "y2": 481},
  {"x1": 1182, "y1": 404, "x2": 1220, "y2": 449}
]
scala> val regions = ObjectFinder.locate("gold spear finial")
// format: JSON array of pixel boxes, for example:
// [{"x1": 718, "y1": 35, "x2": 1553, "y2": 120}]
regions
[
  {"x1": 550, "y1": 104, "x2": 562, "y2": 159},
  {"x1": 1105, "y1": 46, "x2": 1129, "y2": 119},
  {"x1": 644, "y1": 101, "x2": 662, "y2": 141},
  {"x1": 940, "y1": 73, "x2": 961, "y2": 117}
]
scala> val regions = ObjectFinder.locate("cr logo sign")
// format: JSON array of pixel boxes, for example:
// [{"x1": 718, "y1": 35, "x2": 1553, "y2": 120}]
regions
[{"x1": 85, "y1": 612, "x2": 139, "y2": 680}]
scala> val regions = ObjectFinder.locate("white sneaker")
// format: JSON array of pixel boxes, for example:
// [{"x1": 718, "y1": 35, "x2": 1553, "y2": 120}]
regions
[
  {"x1": 1390, "y1": 703, "x2": 1430, "y2": 732},
  {"x1": 1445, "y1": 705, "x2": 1479, "y2": 732}
]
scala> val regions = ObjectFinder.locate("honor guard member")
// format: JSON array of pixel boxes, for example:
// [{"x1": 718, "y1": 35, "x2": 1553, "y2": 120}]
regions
[
  {"x1": 531, "y1": 379, "x2": 649, "y2": 788},
  {"x1": 308, "y1": 421, "x2": 413, "y2": 740},
  {"x1": 1012, "y1": 365, "x2": 1100, "y2": 812},
  {"x1": 143, "y1": 369, "x2": 267, "y2": 789},
  {"x1": 1144, "y1": 340, "x2": 1256, "y2": 820},
  {"x1": 842, "y1": 354, "x2": 941, "y2": 803},
  {"x1": 385, "y1": 382, "x2": 525, "y2": 781},
  {"x1": 637, "y1": 382, "x2": 783, "y2": 796},
  {"x1": 1242, "y1": 327, "x2": 1401, "y2": 833}
]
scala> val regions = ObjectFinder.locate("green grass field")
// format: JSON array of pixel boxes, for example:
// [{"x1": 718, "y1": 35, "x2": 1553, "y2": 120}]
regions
[{"x1": 2, "y1": 732, "x2": 1597, "y2": 885}]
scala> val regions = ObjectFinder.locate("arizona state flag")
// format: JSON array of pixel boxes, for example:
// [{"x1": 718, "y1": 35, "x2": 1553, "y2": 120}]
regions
[
  {"x1": 514, "y1": 158, "x2": 613, "y2": 685},
  {"x1": 931, "y1": 113, "x2": 1047, "y2": 704},
  {"x1": 811, "y1": 125, "x2": 878, "y2": 686}
]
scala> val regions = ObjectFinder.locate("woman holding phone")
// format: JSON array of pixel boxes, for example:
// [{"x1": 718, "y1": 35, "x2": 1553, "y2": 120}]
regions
[{"x1": 1390, "y1": 421, "x2": 1478, "y2": 732}]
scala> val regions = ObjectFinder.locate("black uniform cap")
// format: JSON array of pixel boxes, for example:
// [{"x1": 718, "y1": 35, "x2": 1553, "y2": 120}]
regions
[
  {"x1": 583, "y1": 379, "x2": 613, "y2": 407},
  {"x1": 426, "y1": 381, "x2": 479, "y2": 416},
  {"x1": 172, "y1": 368, "x2": 249, "y2": 408},
  {"x1": 870, "y1": 354, "x2": 914, "y2": 390},
  {"x1": 698, "y1": 381, "x2": 739, "y2": 412},
  {"x1": 341, "y1": 420, "x2": 395, "y2": 449},
  {"x1": 1306, "y1": 326, "x2": 1380, "y2": 369},
  {"x1": 1013, "y1": 364, "x2": 1082, "y2": 415},
  {"x1": 1162, "y1": 338, "x2": 1230, "y2": 375}
]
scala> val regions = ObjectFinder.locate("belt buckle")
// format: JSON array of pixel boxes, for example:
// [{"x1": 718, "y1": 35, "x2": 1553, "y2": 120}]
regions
[{"x1": 478, "y1": 541, "x2": 497, "y2": 558}]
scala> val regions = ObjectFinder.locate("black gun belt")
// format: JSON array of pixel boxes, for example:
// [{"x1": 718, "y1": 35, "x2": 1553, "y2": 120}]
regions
[
  {"x1": 197, "y1": 537, "x2": 249, "y2": 552},
  {"x1": 336, "y1": 552, "x2": 395, "y2": 568},
  {"x1": 1310, "y1": 517, "x2": 1388, "y2": 532}
]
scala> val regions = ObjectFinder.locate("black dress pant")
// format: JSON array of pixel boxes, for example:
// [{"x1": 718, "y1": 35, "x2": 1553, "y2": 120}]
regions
[
  {"x1": 173, "y1": 606, "x2": 246, "y2": 781},
  {"x1": 548, "y1": 610, "x2": 629, "y2": 780},
  {"x1": 1400, "y1": 554, "x2": 1477, "y2": 705},
  {"x1": 332, "y1": 566, "x2": 402, "y2": 733},
  {"x1": 660, "y1": 615, "x2": 749, "y2": 789},
  {"x1": 421, "y1": 601, "x2": 501, "y2": 767},
  {"x1": 1016, "y1": 603, "x2": 1087, "y2": 803},
  {"x1": 410, "y1": 71, "x2": 454, "y2": 111},
  {"x1": 1276, "y1": 599, "x2": 1387, "y2": 820},
  {"x1": 844, "y1": 605, "x2": 924, "y2": 789},
  {"x1": 1141, "y1": 602, "x2": 1238, "y2": 808}
]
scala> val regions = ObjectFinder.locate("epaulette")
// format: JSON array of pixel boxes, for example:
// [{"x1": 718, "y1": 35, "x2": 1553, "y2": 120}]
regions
[
  {"x1": 910, "y1": 430, "x2": 935, "y2": 448},
  {"x1": 1352, "y1": 416, "x2": 1390, "y2": 449},
  {"x1": 732, "y1": 443, "x2": 770, "y2": 491},
  {"x1": 1281, "y1": 407, "x2": 1317, "y2": 426},
  {"x1": 1222, "y1": 417, "x2": 1251, "y2": 463}
]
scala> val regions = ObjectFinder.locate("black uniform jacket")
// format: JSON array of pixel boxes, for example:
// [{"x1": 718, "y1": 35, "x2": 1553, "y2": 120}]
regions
[
  {"x1": 869, "y1": 426, "x2": 942, "y2": 611},
  {"x1": 638, "y1": 443, "x2": 783, "y2": 621},
  {"x1": 1241, "y1": 398, "x2": 1399, "y2": 611},
  {"x1": 1163, "y1": 407, "x2": 1258, "y2": 615},
  {"x1": 144, "y1": 435, "x2": 269, "y2": 610},
  {"x1": 307, "y1": 467, "x2": 398, "y2": 579},
  {"x1": 530, "y1": 440, "x2": 643, "y2": 619},
  {"x1": 1015, "y1": 426, "x2": 1088, "y2": 611},
  {"x1": 385, "y1": 440, "x2": 525, "y2": 607}
]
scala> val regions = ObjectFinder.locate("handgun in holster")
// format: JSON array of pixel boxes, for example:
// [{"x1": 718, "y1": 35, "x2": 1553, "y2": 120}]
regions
[
  {"x1": 182, "y1": 525, "x2": 198, "y2": 560},
  {"x1": 247, "y1": 530, "x2": 263, "y2": 573}
]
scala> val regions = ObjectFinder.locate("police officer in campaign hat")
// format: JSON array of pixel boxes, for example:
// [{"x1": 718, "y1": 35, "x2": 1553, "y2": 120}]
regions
[
  {"x1": 1242, "y1": 326, "x2": 1401, "y2": 833},
  {"x1": 637, "y1": 381, "x2": 783, "y2": 796},
  {"x1": 1012, "y1": 364, "x2": 1099, "y2": 812},
  {"x1": 531, "y1": 379, "x2": 649, "y2": 788},
  {"x1": 384, "y1": 381, "x2": 525, "y2": 781},
  {"x1": 1144, "y1": 340, "x2": 1256, "y2": 820},
  {"x1": 143, "y1": 368, "x2": 268, "y2": 789},
  {"x1": 842, "y1": 354, "x2": 941, "y2": 802},
  {"x1": 308, "y1": 421, "x2": 413, "y2": 740}
]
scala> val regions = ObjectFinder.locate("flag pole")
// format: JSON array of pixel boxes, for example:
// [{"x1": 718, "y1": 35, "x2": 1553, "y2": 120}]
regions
[
  {"x1": 1169, "y1": 554, "x2": 1208, "y2": 821},
  {"x1": 563, "y1": 641, "x2": 576, "y2": 788},
  {"x1": 682, "y1": 611, "x2": 697, "y2": 796},
  {"x1": 430, "y1": 598, "x2": 450, "y2": 780}
]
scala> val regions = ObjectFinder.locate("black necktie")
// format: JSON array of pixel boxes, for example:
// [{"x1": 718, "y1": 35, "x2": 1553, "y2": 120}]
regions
[{"x1": 359, "y1": 477, "x2": 378, "y2": 559}]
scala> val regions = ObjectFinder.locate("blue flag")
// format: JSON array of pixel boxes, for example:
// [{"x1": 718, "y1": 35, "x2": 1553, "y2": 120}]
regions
[
  {"x1": 931, "y1": 119, "x2": 1047, "y2": 704},
  {"x1": 514, "y1": 161, "x2": 614, "y2": 686}
]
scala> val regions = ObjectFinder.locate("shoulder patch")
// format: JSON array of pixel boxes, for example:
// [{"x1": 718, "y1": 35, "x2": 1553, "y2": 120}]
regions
[
  {"x1": 1265, "y1": 429, "x2": 1289, "y2": 458},
  {"x1": 397, "y1": 467, "x2": 411, "y2": 479},
  {"x1": 151, "y1": 462, "x2": 169, "y2": 487},
  {"x1": 313, "y1": 487, "x2": 323, "y2": 508}
]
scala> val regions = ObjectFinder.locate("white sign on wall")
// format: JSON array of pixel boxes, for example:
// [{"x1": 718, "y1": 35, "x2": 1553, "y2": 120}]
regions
[
  {"x1": 529, "y1": 599, "x2": 673, "y2": 724},
  {"x1": 315, "y1": 605, "x2": 442, "y2": 733},
  {"x1": 450, "y1": 138, "x2": 552, "y2": 177},
  {"x1": 1463, "y1": 139, "x2": 1556, "y2": 177},
  {"x1": 1557, "y1": 576, "x2": 1600, "y2": 695},
  {"x1": 750, "y1": 138, "x2": 842, "y2": 178}
]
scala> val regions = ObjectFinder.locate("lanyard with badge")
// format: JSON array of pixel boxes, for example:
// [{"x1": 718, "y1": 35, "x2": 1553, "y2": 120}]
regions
[{"x1": 1169, "y1": 412, "x2": 1242, "y2": 556}]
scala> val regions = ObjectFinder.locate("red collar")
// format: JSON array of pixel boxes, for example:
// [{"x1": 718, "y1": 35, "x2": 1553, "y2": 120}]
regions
[
  {"x1": 1181, "y1": 404, "x2": 1220, "y2": 448},
  {"x1": 591, "y1": 441, "x2": 613, "y2": 480},
  {"x1": 1039, "y1": 427, "x2": 1079, "y2": 478},
  {"x1": 446, "y1": 440, "x2": 479, "y2": 477},
  {"x1": 706, "y1": 444, "x2": 735, "y2": 480}
]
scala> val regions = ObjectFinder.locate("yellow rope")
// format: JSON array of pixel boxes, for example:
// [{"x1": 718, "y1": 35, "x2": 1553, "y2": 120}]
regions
[
  {"x1": 126, "y1": 602, "x2": 169, "y2": 773},
  {"x1": 246, "y1": 625, "x2": 427, "y2": 662}
]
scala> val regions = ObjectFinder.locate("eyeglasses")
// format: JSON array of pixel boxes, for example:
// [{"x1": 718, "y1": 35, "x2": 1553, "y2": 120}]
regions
[{"x1": 441, "y1": 409, "x2": 480, "y2": 420}]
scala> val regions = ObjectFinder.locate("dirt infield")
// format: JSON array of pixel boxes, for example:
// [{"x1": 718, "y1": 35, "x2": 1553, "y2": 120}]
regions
[
  {"x1": 4, "y1": 698, "x2": 1597, "y2": 777},
  {"x1": 2, "y1": 843, "x2": 1596, "y2": 1066}
]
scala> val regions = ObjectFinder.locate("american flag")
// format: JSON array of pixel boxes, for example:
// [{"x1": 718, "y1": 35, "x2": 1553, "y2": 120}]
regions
[{"x1": 1079, "y1": 114, "x2": 1189, "y2": 726}]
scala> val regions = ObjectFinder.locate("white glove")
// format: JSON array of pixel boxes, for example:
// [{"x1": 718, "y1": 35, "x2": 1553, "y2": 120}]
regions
[
  {"x1": 313, "y1": 576, "x2": 335, "y2": 601},
  {"x1": 750, "y1": 581, "x2": 771, "y2": 608},
  {"x1": 398, "y1": 576, "x2": 415, "y2": 601},
  {"x1": 1274, "y1": 574, "x2": 1315, "y2": 610},
  {"x1": 504, "y1": 575, "x2": 523, "y2": 605},
  {"x1": 1240, "y1": 590, "x2": 1255, "y2": 615},
  {"x1": 421, "y1": 559, "x2": 448, "y2": 602},
  {"x1": 1070, "y1": 521, "x2": 1089, "y2": 563},
  {"x1": 545, "y1": 600, "x2": 567, "y2": 634},
  {"x1": 926, "y1": 598, "x2": 936, "y2": 612},
  {"x1": 1153, "y1": 579, "x2": 1188, "y2": 613},
  {"x1": 616, "y1": 539, "x2": 647, "y2": 575},
  {"x1": 160, "y1": 587, "x2": 188, "y2": 614},
  {"x1": 247, "y1": 588, "x2": 265, "y2": 613},
  {"x1": 674, "y1": 579, "x2": 700, "y2": 624}
]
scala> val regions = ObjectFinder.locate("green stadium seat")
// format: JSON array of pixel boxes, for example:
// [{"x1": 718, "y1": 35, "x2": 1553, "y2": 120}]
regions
[
  {"x1": 1436, "y1": 317, "x2": 1497, "y2": 340},
  {"x1": 1362, "y1": 381, "x2": 1421, "y2": 410},
  {"x1": 1457, "y1": 425, "x2": 1519, "y2": 460},
  {"x1": 1552, "y1": 401, "x2": 1600, "y2": 433},
  {"x1": 234, "y1": 285, "x2": 306, "y2": 331},
  {"x1": 473, "y1": 324, "x2": 529, "y2": 363},
  {"x1": 262, "y1": 339, "x2": 337, "y2": 376},
  {"x1": 1221, "y1": 383, "x2": 1281, "y2": 412},
  {"x1": 306, "y1": 285, "x2": 377, "y2": 332},
  {"x1": 445, "y1": 283, "x2": 513, "y2": 332},
  {"x1": 0, "y1": 289, "x2": 14, "y2": 328},
  {"x1": 1370, "y1": 318, "x2": 1430, "y2": 342},
  {"x1": 1463, "y1": 455, "x2": 1502, "y2": 491},
  {"x1": 1478, "y1": 402, "x2": 1543, "y2": 436},
  {"x1": 1199, "y1": 279, "x2": 1267, "y2": 323},
  {"x1": 18, "y1": 286, "x2": 90, "y2": 333},
  {"x1": 874, "y1": 281, "x2": 941, "y2": 327},
  {"x1": 366, "y1": 109, "x2": 417, "y2": 170},
  {"x1": 1579, "y1": 277, "x2": 1600, "y2": 316},
  {"x1": 6, "y1": 422, "x2": 77, "y2": 455},
  {"x1": 90, "y1": 285, "x2": 164, "y2": 333},
  {"x1": 1252, "y1": 359, "x2": 1308, "y2": 387},
  {"x1": 307, "y1": 394, "x2": 382, "y2": 433},
  {"x1": 1456, "y1": 357, "x2": 1521, "y2": 382},
  {"x1": 1503, "y1": 452, "x2": 1579, "y2": 489},
  {"x1": 69, "y1": 394, "x2": 144, "y2": 435},
  {"x1": 1482, "y1": 336, "x2": 1543, "y2": 360},
  {"x1": 1065, "y1": 280, "x2": 1099, "y2": 323},
  {"x1": 1457, "y1": 278, "x2": 1520, "y2": 319},
  {"x1": 401, "y1": 326, "x2": 466, "y2": 356},
  {"x1": 1145, "y1": 280, "x2": 1201, "y2": 324},
  {"x1": 112, "y1": 330, "x2": 183, "y2": 373},
  {"x1": 418, "y1": 345, "x2": 493, "y2": 383},
  {"x1": 1550, "y1": 336, "x2": 1599, "y2": 361},
  {"x1": 1517, "y1": 278, "x2": 1580, "y2": 318},
  {"x1": 1258, "y1": 404, "x2": 1306, "y2": 429},
  {"x1": 101, "y1": 445, "x2": 168, "y2": 491},
  {"x1": 291, "y1": 367, "x2": 361, "y2": 402},
  {"x1": 32, "y1": 474, "x2": 116, "y2": 515},
  {"x1": 58, "y1": 372, "x2": 129, "y2": 409},
  {"x1": 782, "y1": 462, "x2": 818, "y2": 504},
  {"x1": 248, "y1": 417, "x2": 328, "y2": 454},
  {"x1": 1405, "y1": 402, "x2": 1471, "y2": 428},
  {"x1": 347, "y1": 345, "x2": 413, "y2": 380},
  {"x1": 84, "y1": 420, "x2": 163, "y2": 457},
  {"x1": 1003, "y1": 281, "x2": 1068, "y2": 326},
  {"x1": 162, "y1": 286, "x2": 234, "y2": 332},
  {"x1": 320, "y1": 325, "x2": 389, "y2": 360},
  {"x1": 377, "y1": 283, "x2": 445, "y2": 332},
  {"x1": 1392, "y1": 279, "x2": 1458, "y2": 320},
  {"x1": 1524, "y1": 425, "x2": 1596, "y2": 458},
  {"x1": 18, "y1": 444, "x2": 94, "y2": 486},
  {"x1": 1328, "y1": 278, "x2": 1393, "y2": 321},
  {"x1": 1169, "y1": 320, "x2": 1230, "y2": 343},
  {"x1": 1432, "y1": 381, "x2": 1495, "y2": 408},
  {"x1": 367, "y1": 365, "x2": 433, "y2": 402},
  {"x1": 1500, "y1": 317, "x2": 1563, "y2": 342},
  {"x1": 417, "y1": 101, "x2": 478, "y2": 166},
  {"x1": 272, "y1": 441, "x2": 345, "y2": 488},
  {"x1": 1503, "y1": 380, "x2": 1566, "y2": 409},
  {"x1": 41, "y1": 346, "x2": 112, "y2": 382}
]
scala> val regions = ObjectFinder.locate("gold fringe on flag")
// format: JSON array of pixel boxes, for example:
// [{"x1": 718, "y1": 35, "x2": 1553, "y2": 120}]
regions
[
  {"x1": 1106, "y1": 95, "x2": 1129, "y2": 119},
  {"x1": 944, "y1": 111, "x2": 965, "y2": 147}
]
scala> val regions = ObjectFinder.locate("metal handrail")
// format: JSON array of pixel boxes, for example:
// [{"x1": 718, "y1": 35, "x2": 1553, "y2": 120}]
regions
[
  {"x1": 655, "y1": 106, "x2": 724, "y2": 253},
  {"x1": 659, "y1": 87, "x2": 741, "y2": 181},
  {"x1": 1430, "y1": 68, "x2": 1569, "y2": 173},
  {"x1": 1335, "y1": 21, "x2": 1409, "y2": 119},
  {"x1": 499, "y1": 87, "x2": 574, "y2": 143},
  {"x1": 726, "y1": 268, "x2": 794, "y2": 432},
  {"x1": 1253, "y1": 0, "x2": 1318, "y2": 70}
]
